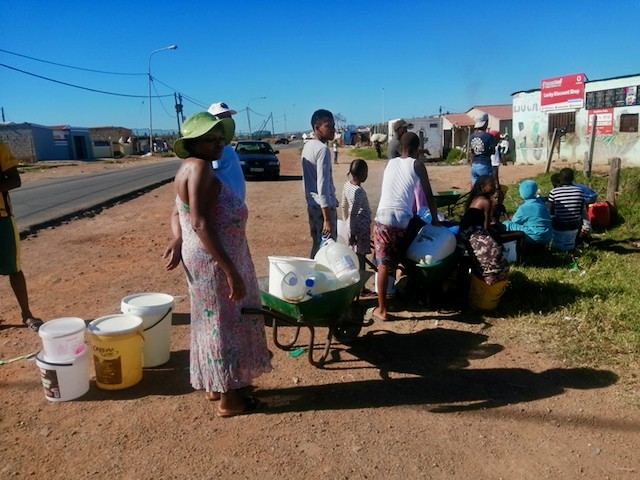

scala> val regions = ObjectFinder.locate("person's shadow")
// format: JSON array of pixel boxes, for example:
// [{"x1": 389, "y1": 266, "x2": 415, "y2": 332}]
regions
[{"x1": 257, "y1": 327, "x2": 618, "y2": 414}]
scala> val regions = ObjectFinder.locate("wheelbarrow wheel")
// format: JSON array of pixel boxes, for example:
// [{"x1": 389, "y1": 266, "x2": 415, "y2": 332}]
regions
[{"x1": 331, "y1": 303, "x2": 364, "y2": 345}]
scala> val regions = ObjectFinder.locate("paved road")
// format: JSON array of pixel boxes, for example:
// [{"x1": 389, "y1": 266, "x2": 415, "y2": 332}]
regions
[{"x1": 12, "y1": 160, "x2": 180, "y2": 235}]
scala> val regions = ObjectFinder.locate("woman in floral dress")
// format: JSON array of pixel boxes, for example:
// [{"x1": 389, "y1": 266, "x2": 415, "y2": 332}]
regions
[{"x1": 164, "y1": 112, "x2": 271, "y2": 417}]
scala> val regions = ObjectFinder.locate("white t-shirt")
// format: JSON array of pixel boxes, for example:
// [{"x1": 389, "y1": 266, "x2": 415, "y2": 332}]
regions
[
  {"x1": 375, "y1": 156, "x2": 420, "y2": 229},
  {"x1": 490, "y1": 145, "x2": 501, "y2": 167},
  {"x1": 301, "y1": 139, "x2": 337, "y2": 208}
]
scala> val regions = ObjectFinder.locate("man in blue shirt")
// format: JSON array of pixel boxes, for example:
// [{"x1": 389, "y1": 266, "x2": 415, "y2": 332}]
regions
[{"x1": 469, "y1": 113, "x2": 497, "y2": 186}]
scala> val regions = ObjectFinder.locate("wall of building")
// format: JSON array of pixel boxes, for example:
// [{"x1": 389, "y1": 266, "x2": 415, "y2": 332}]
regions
[
  {"x1": 0, "y1": 125, "x2": 36, "y2": 162},
  {"x1": 512, "y1": 92, "x2": 548, "y2": 164},
  {"x1": 512, "y1": 74, "x2": 640, "y2": 166}
]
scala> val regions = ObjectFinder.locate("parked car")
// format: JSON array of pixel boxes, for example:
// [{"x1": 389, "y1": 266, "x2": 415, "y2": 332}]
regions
[
  {"x1": 274, "y1": 137, "x2": 289, "y2": 144},
  {"x1": 235, "y1": 140, "x2": 280, "y2": 180}
]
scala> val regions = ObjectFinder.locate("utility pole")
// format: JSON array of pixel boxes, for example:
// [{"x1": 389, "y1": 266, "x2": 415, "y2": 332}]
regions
[
  {"x1": 174, "y1": 92, "x2": 183, "y2": 132},
  {"x1": 1, "y1": 107, "x2": 4, "y2": 122}
]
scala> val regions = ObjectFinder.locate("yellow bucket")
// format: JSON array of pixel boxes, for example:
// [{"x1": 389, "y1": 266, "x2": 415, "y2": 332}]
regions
[
  {"x1": 87, "y1": 314, "x2": 144, "y2": 390},
  {"x1": 468, "y1": 274, "x2": 507, "y2": 311}
]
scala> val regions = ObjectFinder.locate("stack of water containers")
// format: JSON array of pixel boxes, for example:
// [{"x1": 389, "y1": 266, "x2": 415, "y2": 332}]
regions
[
  {"x1": 36, "y1": 317, "x2": 90, "y2": 402},
  {"x1": 34, "y1": 292, "x2": 174, "y2": 401},
  {"x1": 268, "y1": 238, "x2": 360, "y2": 302}
]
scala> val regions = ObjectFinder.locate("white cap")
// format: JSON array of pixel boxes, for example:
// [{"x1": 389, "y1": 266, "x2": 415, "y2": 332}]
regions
[{"x1": 207, "y1": 102, "x2": 237, "y2": 117}]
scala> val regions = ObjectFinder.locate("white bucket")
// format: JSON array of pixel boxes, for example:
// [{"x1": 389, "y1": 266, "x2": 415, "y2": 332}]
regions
[
  {"x1": 268, "y1": 256, "x2": 316, "y2": 300},
  {"x1": 121, "y1": 293, "x2": 174, "y2": 368},
  {"x1": 38, "y1": 317, "x2": 87, "y2": 361},
  {"x1": 36, "y1": 345, "x2": 90, "y2": 402}
]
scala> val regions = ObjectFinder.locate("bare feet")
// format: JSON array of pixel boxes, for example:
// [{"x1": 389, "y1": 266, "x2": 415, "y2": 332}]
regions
[
  {"x1": 205, "y1": 392, "x2": 221, "y2": 401},
  {"x1": 216, "y1": 396, "x2": 261, "y2": 418}
]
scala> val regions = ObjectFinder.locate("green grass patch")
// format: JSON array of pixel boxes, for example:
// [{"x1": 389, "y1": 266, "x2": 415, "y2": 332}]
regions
[
  {"x1": 344, "y1": 147, "x2": 385, "y2": 162},
  {"x1": 490, "y1": 167, "x2": 640, "y2": 389}
]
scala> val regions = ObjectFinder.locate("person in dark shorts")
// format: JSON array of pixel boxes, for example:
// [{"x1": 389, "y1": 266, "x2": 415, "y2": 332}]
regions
[{"x1": 0, "y1": 141, "x2": 42, "y2": 332}]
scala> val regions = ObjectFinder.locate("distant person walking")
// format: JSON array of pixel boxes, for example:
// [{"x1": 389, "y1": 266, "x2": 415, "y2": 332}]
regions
[
  {"x1": 0, "y1": 142, "x2": 42, "y2": 332},
  {"x1": 469, "y1": 113, "x2": 497, "y2": 186},
  {"x1": 498, "y1": 133, "x2": 509, "y2": 165},
  {"x1": 387, "y1": 119, "x2": 412, "y2": 159},
  {"x1": 207, "y1": 101, "x2": 246, "y2": 201},
  {"x1": 333, "y1": 142, "x2": 339, "y2": 165},
  {"x1": 373, "y1": 140, "x2": 382, "y2": 159},
  {"x1": 301, "y1": 109, "x2": 338, "y2": 257}
]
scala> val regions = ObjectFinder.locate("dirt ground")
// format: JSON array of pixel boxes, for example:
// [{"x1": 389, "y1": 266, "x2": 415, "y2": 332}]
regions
[{"x1": 1, "y1": 146, "x2": 639, "y2": 480}]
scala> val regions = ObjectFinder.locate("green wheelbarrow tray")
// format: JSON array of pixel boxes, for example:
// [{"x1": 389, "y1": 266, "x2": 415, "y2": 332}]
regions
[
  {"x1": 397, "y1": 250, "x2": 461, "y2": 309},
  {"x1": 434, "y1": 190, "x2": 461, "y2": 208},
  {"x1": 257, "y1": 271, "x2": 371, "y2": 326},
  {"x1": 411, "y1": 251, "x2": 460, "y2": 285},
  {"x1": 244, "y1": 271, "x2": 374, "y2": 367}
]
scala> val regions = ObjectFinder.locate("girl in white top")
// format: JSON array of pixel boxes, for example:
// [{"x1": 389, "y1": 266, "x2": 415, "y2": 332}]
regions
[{"x1": 341, "y1": 159, "x2": 371, "y2": 270}]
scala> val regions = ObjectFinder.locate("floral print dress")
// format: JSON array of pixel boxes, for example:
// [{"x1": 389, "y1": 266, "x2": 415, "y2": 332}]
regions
[{"x1": 176, "y1": 182, "x2": 271, "y2": 393}]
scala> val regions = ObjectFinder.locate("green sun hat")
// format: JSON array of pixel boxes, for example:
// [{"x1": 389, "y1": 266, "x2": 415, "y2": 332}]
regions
[{"x1": 172, "y1": 112, "x2": 235, "y2": 159}]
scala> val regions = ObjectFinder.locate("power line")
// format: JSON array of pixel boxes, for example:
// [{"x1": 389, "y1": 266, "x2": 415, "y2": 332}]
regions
[
  {"x1": 151, "y1": 77, "x2": 208, "y2": 109},
  {"x1": 1, "y1": 63, "x2": 172, "y2": 98},
  {"x1": 0, "y1": 48, "x2": 145, "y2": 76}
]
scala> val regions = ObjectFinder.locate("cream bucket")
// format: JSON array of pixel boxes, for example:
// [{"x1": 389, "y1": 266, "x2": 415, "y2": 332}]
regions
[{"x1": 121, "y1": 293, "x2": 174, "y2": 367}]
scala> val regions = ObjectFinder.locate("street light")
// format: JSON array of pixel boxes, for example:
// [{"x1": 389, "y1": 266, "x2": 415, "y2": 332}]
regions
[
  {"x1": 246, "y1": 96, "x2": 266, "y2": 139},
  {"x1": 148, "y1": 44, "x2": 177, "y2": 154}
]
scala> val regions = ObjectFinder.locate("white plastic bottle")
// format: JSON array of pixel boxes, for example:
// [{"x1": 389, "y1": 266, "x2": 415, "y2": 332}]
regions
[
  {"x1": 322, "y1": 238, "x2": 360, "y2": 286},
  {"x1": 304, "y1": 270, "x2": 339, "y2": 296}
]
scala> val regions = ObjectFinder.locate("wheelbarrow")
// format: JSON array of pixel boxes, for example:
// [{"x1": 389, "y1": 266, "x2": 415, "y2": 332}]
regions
[
  {"x1": 242, "y1": 271, "x2": 374, "y2": 367},
  {"x1": 434, "y1": 190, "x2": 468, "y2": 217},
  {"x1": 397, "y1": 249, "x2": 462, "y2": 308}
]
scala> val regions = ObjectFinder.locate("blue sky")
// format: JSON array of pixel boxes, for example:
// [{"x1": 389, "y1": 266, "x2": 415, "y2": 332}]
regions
[{"x1": 2, "y1": 0, "x2": 639, "y2": 136}]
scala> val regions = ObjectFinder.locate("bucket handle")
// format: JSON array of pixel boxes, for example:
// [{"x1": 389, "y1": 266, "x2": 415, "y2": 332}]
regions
[
  {"x1": 144, "y1": 307, "x2": 173, "y2": 332},
  {"x1": 272, "y1": 261, "x2": 289, "y2": 277},
  {"x1": 37, "y1": 356, "x2": 73, "y2": 367}
]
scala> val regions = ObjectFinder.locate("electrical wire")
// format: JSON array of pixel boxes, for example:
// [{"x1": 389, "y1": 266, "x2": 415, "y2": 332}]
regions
[
  {"x1": 151, "y1": 78, "x2": 176, "y2": 119},
  {"x1": 152, "y1": 77, "x2": 208, "y2": 109},
  {"x1": 0, "y1": 47, "x2": 145, "y2": 76},
  {"x1": 1, "y1": 63, "x2": 173, "y2": 98}
]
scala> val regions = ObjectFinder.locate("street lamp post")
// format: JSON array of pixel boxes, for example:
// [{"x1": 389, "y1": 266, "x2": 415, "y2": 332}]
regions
[
  {"x1": 246, "y1": 96, "x2": 266, "y2": 139},
  {"x1": 148, "y1": 44, "x2": 177, "y2": 154}
]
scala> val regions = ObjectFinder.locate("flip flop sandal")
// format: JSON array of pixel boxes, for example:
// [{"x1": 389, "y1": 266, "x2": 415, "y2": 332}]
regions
[
  {"x1": 23, "y1": 318, "x2": 44, "y2": 333},
  {"x1": 205, "y1": 392, "x2": 221, "y2": 401},
  {"x1": 216, "y1": 396, "x2": 261, "y2": 418}
]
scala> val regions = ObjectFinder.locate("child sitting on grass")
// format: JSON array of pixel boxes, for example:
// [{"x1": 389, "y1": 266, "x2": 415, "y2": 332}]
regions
[{"x1": 501, "y1": 179, "x2": 553, "y2": 247}]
